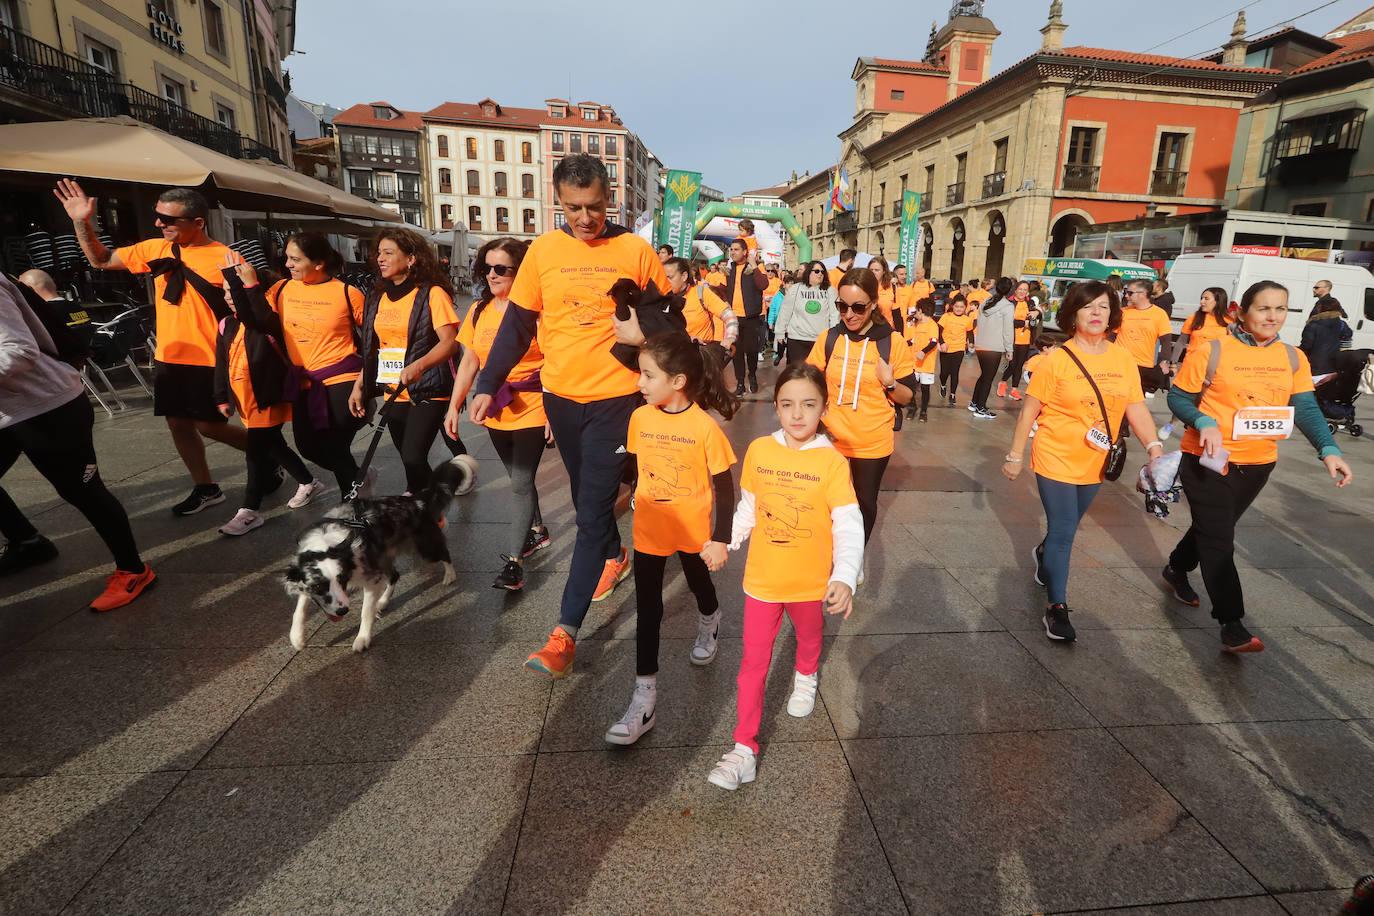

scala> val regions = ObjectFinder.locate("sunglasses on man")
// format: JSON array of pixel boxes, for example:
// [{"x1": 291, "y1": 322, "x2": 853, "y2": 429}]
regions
[{"x1": 154, "y1": 210, "x2": 197, "y2": 223}]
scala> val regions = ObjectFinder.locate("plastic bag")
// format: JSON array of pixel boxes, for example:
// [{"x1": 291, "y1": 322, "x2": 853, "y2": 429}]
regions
[{"x1": 1137, "y1": 450, "x2": 1184, "y2": 519}]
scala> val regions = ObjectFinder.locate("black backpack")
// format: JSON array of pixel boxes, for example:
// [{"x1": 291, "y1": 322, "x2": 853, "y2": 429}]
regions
[
  {"x1": 8, "y1": 275, "x2": 90, "y2": 369},
  {"x1": 822, "y1": 324, "x2": 893, "y2": 365}
]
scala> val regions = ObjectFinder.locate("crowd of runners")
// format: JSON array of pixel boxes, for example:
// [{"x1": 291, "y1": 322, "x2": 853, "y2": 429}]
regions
[{"x1": 0, "y1": 153, "x2": 1354, "y2": 790}]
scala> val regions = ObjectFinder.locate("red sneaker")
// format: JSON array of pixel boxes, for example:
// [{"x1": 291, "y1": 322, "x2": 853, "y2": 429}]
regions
[
  {"x1": 90, "y1": 564, "x2": 156, "y2": 612},
  {"x1": 997, "y1": 381, "x2": 1008, "y2": 398},
  {"x1": 1009, "y1": 389, "x2": 1023, "y2": 401}
]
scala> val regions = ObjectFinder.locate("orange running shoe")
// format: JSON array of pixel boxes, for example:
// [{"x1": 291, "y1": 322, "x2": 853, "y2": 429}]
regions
[
  {"x1": 1009, "y1": 389, "x2": 1023, "y2": 401},
  {"x1": 524, "y1": 626, "x2": 576, "y2": 678},
  {"x1": 591, "y1": 547, "x2": 631, "y2": 602},
  {"x1": 90, "y1": 564, "x2": 156, "y2": 612}
]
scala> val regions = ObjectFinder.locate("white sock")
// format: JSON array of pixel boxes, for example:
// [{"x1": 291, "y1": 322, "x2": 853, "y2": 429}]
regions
[{"x1": 635, "y1": 675, "x2": 657, "y2": 695}]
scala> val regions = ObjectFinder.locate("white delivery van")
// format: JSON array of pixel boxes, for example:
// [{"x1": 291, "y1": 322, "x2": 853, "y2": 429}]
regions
[{"x1": 1164, "y1": 253, "x2": 1374, "y2": 349}]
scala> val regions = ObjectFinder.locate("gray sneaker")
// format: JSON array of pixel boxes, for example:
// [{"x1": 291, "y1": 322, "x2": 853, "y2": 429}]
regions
[{"x1": 691, "y1": 610, "x2": 720, "y2": 665}]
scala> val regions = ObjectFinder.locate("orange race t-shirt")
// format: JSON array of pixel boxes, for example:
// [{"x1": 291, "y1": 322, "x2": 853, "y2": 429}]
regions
[
  {"x1": 508, "y1": 227, "x2": 669, "y2": 403},
  {"x1": 117, "y1": 238, "x2": 232, "y2": 367},
  {"x1": 1176, "y1": 335, "x2": 1314, "y2": 465},
  {"x1": 1183, "y1": 314, "x2": 1232, "y2": 355},
  {"x1": 457, "y1": 298, "x2": 545, "y2": 430},
  {"x1": 627, "y1": 403, "x2": 736, "y2": 556},
  {"x1": 828, "y1": 267, "x2": 846, "y2": 289},
  {"x1": 371, "y1": 285, "x2": 460, "y2": 403},
  {"x1": 223, "y1": 323, "x2": 291, "y2": 429},
  {"x1": 1023, "y1": 351, "x2": 1047, "y2": 377},
  {"x1": 938, "y1": 311, "x2": 976, "y2": 352},
  {"x1": 966, "y1": 288, "x2": 991, "y2": 307},
  {"x1": 1012, "y1": 299, "x2": 1032, "y2": 346},
  {"x1": 904, "y1": 316, "x2": 940, "y2": 374},
  {"x1": 682, "y1": 284, "x2": 730, "y2": 343},
  {"x1": 806, "y1": 330, "x2": 915, "y2": 459},
  {"x1": 1116, "y1": 306, "x2": 1173, "y2": 368},
  {"x1": 905, "y1": 280, "x2": 935, "y2": 305},
  {"x1": 705, "y1": 269, "x2": 726, "y2": 287},
  {"x1": 1027, "y1": 342, "x2": 1144, "y2": 485},
  {"x1": 764, "y1": 277, "x2": 781, "y2": 304},
  {"x1": 270, "y1": 278, "x2": 365, "y2": 387},
  {"x1": 740, "y1": 434, "x2": 858, "y2": 603},
  {"x1": 876, "y1": 284, "x2": 900, "y2": 327}
]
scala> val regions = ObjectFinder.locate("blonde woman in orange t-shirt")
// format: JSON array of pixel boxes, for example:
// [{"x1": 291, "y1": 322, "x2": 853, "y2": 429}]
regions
[{"x1": 1002, "y1": 280, "x2": 1164, "y2": 643}]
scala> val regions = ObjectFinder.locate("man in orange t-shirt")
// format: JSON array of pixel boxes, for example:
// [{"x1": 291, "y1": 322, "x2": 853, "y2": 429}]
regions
[
  {"x1": 55, "y1": 181, "x2": 247, "y2": 517},
  {"x1": 1115, "y1": 279, "x2": 1176, "y2": 393},
  {"x1": 828, "y1": 248, "x2": 857, "y2": 289},
  {"x1": 472, "y1": 154, "x2": 669, "y2": 680}
]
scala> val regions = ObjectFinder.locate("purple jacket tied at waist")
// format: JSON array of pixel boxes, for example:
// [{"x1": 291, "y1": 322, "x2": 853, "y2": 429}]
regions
[
  {"x1": 301, "y1": 353, "x2": 364, "y2": 429},
  {"x1": 489, "y1": 371, "x2": 542, "y2": 413}
]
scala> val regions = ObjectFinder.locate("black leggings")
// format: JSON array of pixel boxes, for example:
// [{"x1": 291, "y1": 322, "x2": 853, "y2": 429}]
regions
[
  {"x1": 785, "y1": 337, "x2": 814, "y2": 366},
  {"x1": 733, "y1": 316, "x2": 762, "y2": 382},
  {"x1": 1002, "y1": 343, "x2": 1030, "y2": 387},
  {"x1": 846, "y1": 454, "x2": 890, "y2": 543},
  {"x1": 292, "y1": 383, "x2": 362, "y2": 493},
  {"x1": 244, "y1": 425, "x2": 312, "y2": 510},
  {"x1": 387, "y1": 398, "x2": 466, "y2": 493},
  {"x1": 633, "y1": 549, "x2": 718, "y2": 676},
  {"x1": 972, "y1": 349, "x2": 1002, "y2": 409},
  {"x1": 906, "y1": 384, "x2": 931, "y2": 416},
  {"x1": 488, "y1": 424, "x2": 546, "y2": 560},
  {"x1": 939, "y1": 352, "x2": 964, "y2": 396},
  {"x1": 0, "y1": 394, "x2": 142, "y2": 571}
]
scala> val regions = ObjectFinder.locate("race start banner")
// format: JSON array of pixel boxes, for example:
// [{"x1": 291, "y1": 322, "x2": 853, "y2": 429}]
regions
[
  {"x1": 896, "y1": 191, "x2": 924, "y2": 272},
  {"x1": 658, "y1": 170, "x2": 702, "y2": 257}
]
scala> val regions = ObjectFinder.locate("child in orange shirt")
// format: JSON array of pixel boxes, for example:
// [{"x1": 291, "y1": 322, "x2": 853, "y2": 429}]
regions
[
  {"x1": 605, "y1": 333, "x2": 740, "y2": 746},
  {"x1": 706, "y1": 363, "x2": 863, "y2": 790},
  {"x1": 903, "y1": 297, "x2": 939, "y2": 422}
]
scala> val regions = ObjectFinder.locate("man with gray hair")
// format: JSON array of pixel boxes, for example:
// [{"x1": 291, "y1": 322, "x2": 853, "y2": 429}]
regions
[{"x1": 54, "y1": 179, "x2": 247, "y2": 516}]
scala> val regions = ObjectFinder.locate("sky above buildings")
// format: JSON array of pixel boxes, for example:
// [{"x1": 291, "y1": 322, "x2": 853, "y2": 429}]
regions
[{"x1": 289, "y1": 0, "x2": 1370, "y2": 200}]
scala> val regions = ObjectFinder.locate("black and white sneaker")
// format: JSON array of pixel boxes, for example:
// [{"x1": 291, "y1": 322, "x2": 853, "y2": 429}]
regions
[
  {"x1": 522, "y1": 525, "x2": 551, "y2": 558},
  {"x1": 939, "y1": 382, "x2": 948, "y2": 399},
  {"x1": 691, "y1": 610, "x2": 720, "y2": 665},
  {"x1": 973, "y1": 407, "x2": 998, "y2": 420},
  {"x1": 1161, "y1": 565, "x2": 1200, "y2": 606},
  {"x1": 1043, "y1": 603, "x2": 1076, "y2": 641},
  {"x1": 172, "y1": 484, "x2": 225, "y2": 516},
  {"x1": 604, "y1": 685, "x2": 656, "y2": 745},
  {"x1": 948, "y1": 394, "x2": 956, "y2": 407},
  {"x1": 493, "y1": 556, "x2": 524, "y2": 591},
  {"x1": 1032, "y1": 542, "x2": 1047, "y2": 587}
]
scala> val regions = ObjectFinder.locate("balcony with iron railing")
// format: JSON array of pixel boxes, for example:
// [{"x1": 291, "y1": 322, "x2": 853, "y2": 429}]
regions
[
  {"x1": 982, "y1": 171, "x2": 1006, "y2": 199},
  {"x1": 946, "y1": 182, "x2": 965, "y2": 207},
  {"x1": 349, "y1": 184, "x2": 375, "y2": 200},
  {"x1": 398, "y1": 189, "x2": 422, "y2": 202},
  {"x1": 0, "y1": 22, "x2": 280, "y2": 162},
  {"x1": 1062, "y1": 164, "x2": 1100, "y2": 192},
  {"x1": 1150, "y1": 169, "x2": 1187, "y2": 196}
]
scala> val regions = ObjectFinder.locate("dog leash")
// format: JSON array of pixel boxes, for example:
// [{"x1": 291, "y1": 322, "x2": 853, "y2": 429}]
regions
[{"x1": 345, "y1": 384, "x2": 406, "y2": 501}]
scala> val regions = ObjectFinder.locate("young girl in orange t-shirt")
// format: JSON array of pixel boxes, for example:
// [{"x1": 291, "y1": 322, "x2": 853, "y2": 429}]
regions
[
  {"x1": 706, "y1": 363, "x2": 863, "y2": 790},
  {"x1": 604, "y1": 333, "x2": 740, "y2": 746}
]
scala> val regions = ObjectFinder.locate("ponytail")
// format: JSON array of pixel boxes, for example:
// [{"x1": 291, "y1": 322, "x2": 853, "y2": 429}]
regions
[{"x1": 641, "y1": 332, "x2": 740, "y2": 420}]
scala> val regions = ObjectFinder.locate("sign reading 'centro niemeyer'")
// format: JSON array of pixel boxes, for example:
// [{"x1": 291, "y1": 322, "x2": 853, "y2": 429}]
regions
[{"x1": 148, "y1": 3, "x2": 186, "y2": 54}]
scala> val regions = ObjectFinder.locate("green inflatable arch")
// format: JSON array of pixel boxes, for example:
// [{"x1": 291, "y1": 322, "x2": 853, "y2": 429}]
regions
[{"x1": 693, "y1": 202, "x2": 812, "y2": 264}]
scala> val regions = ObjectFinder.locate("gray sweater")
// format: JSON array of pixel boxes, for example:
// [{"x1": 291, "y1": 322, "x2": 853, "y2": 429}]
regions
[
  {"x1": 0, "y1": 274, "x2": 84, "y2": 430},
  {"x1": 775, "y1": 283, "x2": 838, "y2": 343},
  {"x1": 972, "y1": 297, "x2": 1014, "y2": 355}
]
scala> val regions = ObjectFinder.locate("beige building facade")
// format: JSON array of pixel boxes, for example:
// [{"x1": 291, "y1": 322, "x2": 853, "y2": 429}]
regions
[{"x1": 423, "y1": 100, "x2": 543, "y2": 238}]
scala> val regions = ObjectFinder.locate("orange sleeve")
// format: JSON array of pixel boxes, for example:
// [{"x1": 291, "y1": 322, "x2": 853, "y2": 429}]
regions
[
  {"x1": 428, "y1": 288, "x2": 460, "y2": 330},
  {"x1": 348, "y1": 285, "x2": 366, "y2": 326},
  {"x1": 114, "y1": 239, "x2": 157, "y2": 274},
  {"x1": 1174, "y1": 345, "x2": 1207, "y2": 392},
  {"x1": 455, "y1": 312, "x2": 475, "y2": 347},
  {"x1": 825, "y1": 451, "x2": 859, "y2": 508},
  {"x1": 889, "y1": 331, "x2": 916, "y2": 377},
  {"x1": 626, "y1": 408, "x2": 643, "y2": 455},
  {"x1": 508, "y1": 241, "x2": 544, "y2": 313},
  {"x1": 1026, "y1": 350, "x2": 1060, "y2": 402},
  {"x1": 703, "y1": 418, "x2": 737, "y2": 475},
  {"x1": 739, "y1": 441, "x2": 758, "y2": 494},
  {"x1": 804, "y1": 335, "x2": 827, "y2": 371},
  {"x1": 642, "y1": 245, "x2": 670, "y2": 293},
  {"x1": 1292, "y1": 347, "x2": 1315, "y2": 395}
]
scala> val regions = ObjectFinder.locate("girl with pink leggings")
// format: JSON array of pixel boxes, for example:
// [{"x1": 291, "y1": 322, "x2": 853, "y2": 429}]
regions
[{"x1": 703, "y1": 363, "x2": 864, "y2": 790}]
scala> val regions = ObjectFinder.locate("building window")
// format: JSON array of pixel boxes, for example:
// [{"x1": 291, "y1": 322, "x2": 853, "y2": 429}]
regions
[
  {"x1": 1275, "y1": 110, "x2": 1365, "y2": 158},
  {"x1": 438, "y1": 167, "x2": 452, "y2": 192},
  {"x1": 494, "y1": 139, "x2": 505, "y2": 161},
  {"x1": 993, "y1": 138, "x2": 1009, "y2": 173},
  {"x1": 403, "y1": 138, "x2": 417, "y2": 158},
  {"x1": 1152, "y1": 132, "x2": 1188, "y2": 195},
  {"x1": 364, "y1": 135, "x2": 379, "y2": 155},
  {"x1": 214, "y1": 104, "x2": 236, "y2": 131},
  {"x1": 465, "y1": 137, "x2": 478, "y2": 158},
  {"x1": 890, "y1": 89, "x2": 905, "y2": 101},
  {"x1": 204, "y1": 1, "x2": 228, "y2": 56},
  {"x1": 550, "y1": 132, "x2": 564, "y2": 152},
  {"x1": 924, "y1": 164, "x2": 934, "y2": 195},
  {"x1": 1291, "y1": 202, "x2": 1327, "y2": 217},
  {"x1": 523, "y1": 208, "x2": 536, "y2": 233},
  {"x1": 398, "y1": 172, "x2": 420, "y2": 201},
  {"x1": 437, "y1": 135, "x2": 449, "y2": 157},
  {"x1": 494, "y1": 172, "x2": 508, "y2": 196},
  {"x1": 466, "y1": 170, "x2": 480, "y2": 194},
  {"x1": 376, "y1": 173, "x2": 396, "y2": 199},
  {"x1": 582, "y1": 107, "x2": 596, "y2": 120},
  {"x1": 521, "y1": 141, "x2": 533, "y2": 163},
  {"x1": 440, "y1": 204, "x2": 453, "y2": 228},
  {"x1": 497, "y1": 207, "x2": 510, "y2": 231},
  {"x1": 607, "y1": 163, "x2": 617, "y2": 181},
  {"x1": 161, "y1": 77, "x2": 187, "y2": 108},
  {"x1": 549, "y1": 104, "x2": 565, "y2": 119},
  {"x1": 348, "y1": 169, "x2": 373, "y2": 197},
  {"x1": 1064, "y1": 126, "x2": 1100, "y2": 191},
  {"x1": 605, "y1": 136, "x2": 617, "y2": 157},
  {"x1": 569, "y1": 133, "x2": 582, "y2": 153},
  {"x1": 521, "y1": 173, "x2": 535, "y2": 198},
  {"x1": 553, "y1": 212, "x2": 566, "y2": 228},
  {"x1": 371, "y1": 106, "x2": 393, "y2": 121},
  {"x1": 468, "y1": 206, "x2": 482, "y2": 231},
  {"x1": 84, "y1": 37, "x2": 118, "y2": 76},
  {"x1": 588, "y1": 134, "x2": 600, "y2": 155},
  {"x1": 148, "y1": 0, "x2": 175, "y2": 16},
  {"x1": 401, "y1": 206, "x2": 423, "y2": 228}
]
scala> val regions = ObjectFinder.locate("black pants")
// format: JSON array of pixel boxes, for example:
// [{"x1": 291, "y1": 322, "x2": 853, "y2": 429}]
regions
[
  {"x1": 785, "y1": 337, "x2": 814, "y2": 366},
  {"x1": 1168, "y1": 453, "x2": 1274, "y2": 623},
  {"x1": 292, "y1": 383, "x2": 362, "y2": 494},
  {"x1": 906, "y1": 384, "x2": 931, "y2": 417},
  {"x1": 1002, "y1": 343, "x2": 1030, "y2": 387},
  {"x1": 488, "y1": 425, "x2": 546, "y2": 560},
  {"x1": 972, "y1": 350, "x2": 1002, "y2": 409},
  {"x1": 733, "y1": 316, "x2": 762, "y2": 383},
  {"x1": 633, "y1": 549, "x2": 718, "y2": 676},
  {"x1": 847, "y1": 454, "x2": 890, "y2": 543},
  {"x1": 0, "y1": 394, "x2": 142, "y2": 571},
  {"x1": 544, "y1": 391, "x2": 640, "y2": 630},
  {"x1": 939, "y1": 352, "x2": 965, "y2": 397},
  {"x1": 243, "y1": 425, "x2": 312, "y2": 510},
  {"x1": 386, "y1": 398, "x2": 466, "y2": 493}
]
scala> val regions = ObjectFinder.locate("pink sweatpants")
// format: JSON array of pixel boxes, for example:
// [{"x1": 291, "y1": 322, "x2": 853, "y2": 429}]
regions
[{"x1": 732, "y1": 596, "x2": 824, "y2": 753}]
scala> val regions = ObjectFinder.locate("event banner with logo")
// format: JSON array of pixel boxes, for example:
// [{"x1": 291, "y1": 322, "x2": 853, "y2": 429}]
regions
[
  {"x1": 896, "y1": 191, "x2": 924, "y2": 272},
  {"x1": 658, "y1": 170, "x2": 702, "y2": 257}
]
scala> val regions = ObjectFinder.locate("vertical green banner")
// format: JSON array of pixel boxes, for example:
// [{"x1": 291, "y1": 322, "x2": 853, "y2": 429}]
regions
[
  {"x1": 897, "y1": 191, "x2": 924, "y2": 272},
  {"x1": 658, "y1": 170, "x2": 702, "y2": 257}
]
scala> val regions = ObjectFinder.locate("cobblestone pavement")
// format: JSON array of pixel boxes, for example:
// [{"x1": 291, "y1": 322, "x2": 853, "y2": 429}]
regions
[{"x1": 2, "y1": 340, "x2": 1372, "y2": 914}]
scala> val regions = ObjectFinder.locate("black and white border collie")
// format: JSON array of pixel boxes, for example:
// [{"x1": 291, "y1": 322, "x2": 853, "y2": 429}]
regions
[{"x1": 284, "y1": 455, "x2": 478, "y2": 652}]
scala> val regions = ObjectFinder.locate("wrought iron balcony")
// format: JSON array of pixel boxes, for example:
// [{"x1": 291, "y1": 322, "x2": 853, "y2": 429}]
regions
[
  {"x1": 833, "y1": 211, "x2": 857, "y2": 232},
  {"x1": 1150, "y1": 169, "x2": 1187, "y2": 196},
  {"x1": 349, "y1": 185, "x2": 375, "y2": 200},
  {"x1": 1062, "y1": 164, "x2": 1100, "y2": 192},
  {"x1": 982, "y1": 170, "x2": 1006, "y2": 198},
  {"x1": 397, "y1": 189, "x2": 421, "y2": 202},
  {"x1": 946, "y1": 182, "x2": 965, "y2": 206}
]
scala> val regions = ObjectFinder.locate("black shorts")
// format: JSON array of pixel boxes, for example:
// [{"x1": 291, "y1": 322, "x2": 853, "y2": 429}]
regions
[{"x1": 153, "y1": 360, "x2": 227, "y2": 423}]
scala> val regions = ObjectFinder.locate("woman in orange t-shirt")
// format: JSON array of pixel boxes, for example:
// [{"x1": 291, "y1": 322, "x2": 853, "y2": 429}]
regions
[
  {"x1": 868, "y1": 256, "x2": 903, "y2": 334},
  {"x1": 664, "y1": 256, "x2": 738, "y2": 353},
  {"x1": 350, "y1": 227, "x2": 464, "y2": 494},
  {"x1": 1003, "y1": 280, "x2": 1164, "y2": 642},
  {"x1": 444, "y1": 238, "x2": 549, "y2": 591},
  {"x1": 1163, "y1": 280, "x2": 1351, "y2": 653},
  {"x1": 999, "y1": 280, "x2": 1042, "y2": 400},
  {"x1": 1172, "y1": 286, "x2": 1233, "y2": 362}
]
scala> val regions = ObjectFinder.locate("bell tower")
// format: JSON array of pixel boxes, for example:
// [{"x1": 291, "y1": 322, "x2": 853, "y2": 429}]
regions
[{"x1": 932, "y1": 1, "x2": 1000, "y2": 100}]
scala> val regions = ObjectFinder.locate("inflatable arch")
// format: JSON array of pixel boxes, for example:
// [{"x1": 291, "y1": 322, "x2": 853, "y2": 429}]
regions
[{"x1": 693, "y1": 202, "x2": 812, "y2": 263}]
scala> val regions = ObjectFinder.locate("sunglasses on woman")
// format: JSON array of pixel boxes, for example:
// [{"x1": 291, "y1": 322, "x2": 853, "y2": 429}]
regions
[
  {"x1": 484, "y1": 264, "x2": 515, "y2": 277},
  {"x1": 836, "y1": 300, "x2": 870, "y2": 314}
]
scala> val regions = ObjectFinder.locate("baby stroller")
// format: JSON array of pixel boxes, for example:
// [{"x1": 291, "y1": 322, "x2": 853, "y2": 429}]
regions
[{"x1": 1314, "y1": 348, "x2": 1372, "y2": 438}]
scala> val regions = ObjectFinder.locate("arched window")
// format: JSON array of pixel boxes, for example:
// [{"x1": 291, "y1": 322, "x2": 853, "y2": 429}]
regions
[
  {"x1": 494, "y1": 172, "x2": 508, "y2": 197},
  {"x1": 521, "y1": 173, "x2": 535, "y2": 198},
  {"x1": 440, "y1": 204, "x2": 453, "y2": 228},
  {"x1": 494, "y1": 139, "x2": 505, "y2": 161},
  {"x1": 466, "y1": 170, "x2": 479, "y2": 194},
  {"x1": 436, "y1": 135, "x2": 449, "y2": 158},
  {"x1": 468, "y1": 206, "x2": 482, "y2": 231},
  {"x1": 522, "y1": 208, "x2": 535, "y2": 233},
  {"x1": 438, "y1": 168, "x2": 451, "y2": 192},
  {"x1": 496, "y1": 207, "x2": 510, "y2": 231},
  {"x1": 521, "y1": 141, "x2": 533, "y2": 163}
]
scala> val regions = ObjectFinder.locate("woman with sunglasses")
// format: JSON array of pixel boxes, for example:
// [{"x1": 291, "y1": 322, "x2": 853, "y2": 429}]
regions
[
  {"x1": 444, "y1": 238, "x2": 551, "y2": 591},
  {"x1": 868, "y1": 256, "x2": 903, "y2": 334},
  {"x1": 806, "y1": 268, "x2": 917, "y2": 550},
  {"x1": 774, "y1": 260, "x2": 838, "y2": 366}
]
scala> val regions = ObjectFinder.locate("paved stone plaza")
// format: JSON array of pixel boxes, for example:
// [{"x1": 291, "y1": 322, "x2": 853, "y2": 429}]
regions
[{"x1": 2, "y1": 351, "x2": 1372, "y2": 915}]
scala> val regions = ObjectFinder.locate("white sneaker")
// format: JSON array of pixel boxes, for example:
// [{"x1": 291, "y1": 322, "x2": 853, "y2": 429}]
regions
[
  {"x1": 1145, "y1": 391, "x2": 1157, "y2": 399},
  {"x1": 690, "y1": 610, "x2": 720, "y2": 666},
  {"x1": 604, "y1": 685, "x2": 656, "y2": 745},
  {"x1": 787, "y1": 670, "x2": 819, "y2": 717},
  {"x1": 356, "y1": 465, "x2": 379, "y2": 499},
  {"x1": 287, "y1": 479, "x2": 325, "y2": 509},
  {"x1": 966, "y1": 403, "x2": 978, "y2": 413},
  {"x1": 218, "y1": 508, "x2": 263, "y2": 536},
  {"x1": 707, "y1": 743, "x2": 757, "y2": 790},
  {"x1": 1159, "y1": 422, "x2": 1175, "y2": 442}
]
